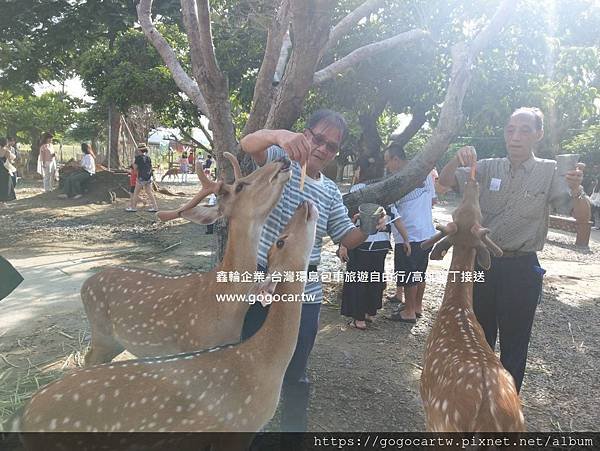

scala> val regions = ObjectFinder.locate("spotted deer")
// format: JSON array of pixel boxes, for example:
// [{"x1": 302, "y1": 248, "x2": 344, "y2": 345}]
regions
[
  {"x1": 82, "y1": 152, "x2": 291, "y2": 365},
  {"x1": 16, "y1": 201, "x2": 317, "y2": 441},
  {"x1": 419, "y1": 165, "x2": 525, "y2": 432}
]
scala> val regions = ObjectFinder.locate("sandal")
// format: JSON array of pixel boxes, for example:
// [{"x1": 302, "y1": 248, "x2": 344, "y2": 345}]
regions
[
  {"x1": 388, "y1": 312, "x2": 416, "y2": 324},
  {"x1": 347, "y1": 319, "x2": 367, "y2": 331},
  {"x1": 386, "y1": 295, "x2": 403, "y2": 304},
  {"x1": 395, "y1": 303, "x2": 422, "y2": 318}
]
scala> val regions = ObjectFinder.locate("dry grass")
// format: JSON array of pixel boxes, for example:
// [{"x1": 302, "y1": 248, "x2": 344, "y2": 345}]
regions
[{"x1": 0, "y1": 331, "x2": 89, "y2": 432}]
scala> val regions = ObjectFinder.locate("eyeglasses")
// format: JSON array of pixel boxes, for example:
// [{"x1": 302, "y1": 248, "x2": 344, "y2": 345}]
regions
[{"x1": 306, "y1": 128, "x2": 340, "y2": 155}]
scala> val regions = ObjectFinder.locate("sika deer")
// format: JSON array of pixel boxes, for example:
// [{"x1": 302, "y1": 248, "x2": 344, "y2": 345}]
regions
[
  {"x1": 82, "y1": 152, "x2": 291, "y2": 365},
  {"x1": 419, "y1": 165, "x2": 525, "y2": 432},
  {"x1": 16, "y1": 201, "x2": 317, "y2": 442}
]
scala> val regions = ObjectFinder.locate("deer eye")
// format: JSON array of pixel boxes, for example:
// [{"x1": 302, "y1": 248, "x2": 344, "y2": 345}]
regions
[
  {"x1": 276, "y1": 239, "x2": 285, "y2": 249},
  {"x1": 235, "y1": 183, "x2": 245, "y2": 193}
]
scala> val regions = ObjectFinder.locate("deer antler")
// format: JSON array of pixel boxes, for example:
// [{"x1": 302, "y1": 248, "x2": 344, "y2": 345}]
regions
[
  {"x1": 471, "y1": 224, "x2": 503, "y2": 257},
  {"x1": 157, "y1": 177, "x2": 223, "y2": 222},
  {"x1": 482, "y1": 234, "x2": 503, "y2": 257},
  {"x1": 224, "y1": 152, "x2": 242, "y2": 180}
]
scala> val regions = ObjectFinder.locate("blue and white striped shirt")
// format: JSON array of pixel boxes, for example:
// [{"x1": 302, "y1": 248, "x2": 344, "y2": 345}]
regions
[{"x1": 257, "y1": 146, "x2": 355, "y2": 303}]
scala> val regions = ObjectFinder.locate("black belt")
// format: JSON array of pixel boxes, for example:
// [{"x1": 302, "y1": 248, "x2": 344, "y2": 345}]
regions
[{"x1": 497, "y1": 251, "x2": 535, "y2": 258}]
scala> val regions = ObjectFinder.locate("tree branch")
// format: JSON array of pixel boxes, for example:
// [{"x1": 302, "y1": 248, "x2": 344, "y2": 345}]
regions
[
  {"x1": 243, "y1": 0, "x2": 291, "y2": 136},
  {"x1": 136, "y1": 0, "x2": 208, "y2": 115},
  {"x1": 313, "y1": 29, "x2": 429, "y2": 85},
  {"x1": 389, "y1": 108, "x2": 428, "y2": 150},
  {"x1": 343, "y1": 0, "x2": 519, "y2": 210},
  {"x1": 319, "y1": 0, "x2": 385, "y2": 61},
  {"x1": 197, "y1": 119, "x2": 214, "y2": 148},
  {"x1": 195, "y1": 0, "x2": 222, "y2": 79},
  {"x1": 179, "y1": 130, "x2": 210, "y2": 152},
  {"x1": 180, "y1": 1, "x2": 207, "y2": 86}
]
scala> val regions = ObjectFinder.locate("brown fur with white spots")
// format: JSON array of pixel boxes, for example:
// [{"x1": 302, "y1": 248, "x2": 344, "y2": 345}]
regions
[
  {"x1": 82, "y1": 153, "x2": 292, "y2": 365},
  {"x1": 16, "y1": 201, "x2": 317, "y2": 438},
  {"x1": 419, "y1": 167, "x2": 525, "y2": 432}
]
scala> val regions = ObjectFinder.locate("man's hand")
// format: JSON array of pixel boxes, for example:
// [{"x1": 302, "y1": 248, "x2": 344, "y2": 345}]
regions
[
  {"x1": 338, "y1": 246, "x2": 349, "y2": 263},
  {"x1": 277, "y1": 130, "x2": 311, "y2": 166},
  {"x1": 403, "y1": 242, "x2": 412, "y2": 257},
  {"x1": 376, "y1": 214, "x2": 389, "y2": 232},
  {"x1": 455, "y1": 146, "x2": 477, "y2": 167},
  {"x1": 566, "y1": 162, "x2": 585, "y2": 194}
]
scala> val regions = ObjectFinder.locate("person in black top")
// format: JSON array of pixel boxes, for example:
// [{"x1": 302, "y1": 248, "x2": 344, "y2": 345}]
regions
[
  {"x1": 126, "y1": 144, "x2": 158, "y2": 212},
  {"x1": 203, "y1": 155, "x2": 213, "y2": 177}
]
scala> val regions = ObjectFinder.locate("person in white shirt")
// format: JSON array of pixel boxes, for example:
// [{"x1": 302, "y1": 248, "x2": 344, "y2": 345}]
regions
[
  {"x1": 58, "y1": 143, "x2": 96, "y2": 199},
  {"x1": 385, "y1": 145, "x2": 436, "y2": 323}
]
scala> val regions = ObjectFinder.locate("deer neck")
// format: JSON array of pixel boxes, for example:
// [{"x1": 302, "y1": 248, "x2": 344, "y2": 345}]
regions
[
  {"x1": 244, "y1": 281, "x2": 304, "y2": 372},
  {"x1": 220, "y1": 219, "x2": 262, "y2": 273},
  {"x1": 442, "y1": 244, "x2": 476, "y2": 309}
]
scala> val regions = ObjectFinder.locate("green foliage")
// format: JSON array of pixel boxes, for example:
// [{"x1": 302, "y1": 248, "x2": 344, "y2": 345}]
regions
[
  {"x1": 563, "y1": 125, "x2": 600, "y2": 166},
  {"x1": 0, "y1": 90, "x2": 78, "y2": 144},
  {"x1": 78, "y1": 27, "x2": 181, "y2": 112}
]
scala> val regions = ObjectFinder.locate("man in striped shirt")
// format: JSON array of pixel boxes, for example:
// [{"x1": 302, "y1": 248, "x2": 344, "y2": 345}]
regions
[{"x1": 240, "y1": 109, "x2": 386, "y2": 432}]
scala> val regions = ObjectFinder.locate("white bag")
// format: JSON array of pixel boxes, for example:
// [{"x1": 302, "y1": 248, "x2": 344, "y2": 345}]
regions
[{"x1": 3, "y1": 159, "x2": 16, "y2": 175}]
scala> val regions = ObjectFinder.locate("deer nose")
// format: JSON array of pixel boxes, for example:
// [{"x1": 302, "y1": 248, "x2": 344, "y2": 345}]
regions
[{"x1": 276, "y1": 156, "x2": 291, "y2": 170}]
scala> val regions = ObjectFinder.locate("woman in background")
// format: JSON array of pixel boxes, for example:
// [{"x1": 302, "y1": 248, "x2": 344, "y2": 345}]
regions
[
  {"x1": 0, "y1": 137, "x2": 17, "y2": 206},
  {"x1": 127, "y1": 144, "x2": 158, "y2": 212},
  {"x1": 339, "y1": 156, "x2": 409, "y2": 330},
  {"x1": 37, "y1": 132, "x2": 56, "y2": 192},
  {"x1": 179, "y1": 151, "x2": 189, "y2": 183},
  {"x1": 58, "y1": 143, "x2": 96, "y2": 199}
]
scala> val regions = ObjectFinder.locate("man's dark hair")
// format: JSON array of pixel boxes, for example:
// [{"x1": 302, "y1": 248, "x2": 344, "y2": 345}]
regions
[
  {"x1": 7, "y1": 136, "x2": 15, "y2": 143},
  {"x1": 0, "y1": 137, "x2": 7, "y2": 147},
  {"x1": 385, "y1": 143, "x2": 406, "y2": 160},
  {"x1": 306, "y1": 109, "x2": 348, "y2": 142}
]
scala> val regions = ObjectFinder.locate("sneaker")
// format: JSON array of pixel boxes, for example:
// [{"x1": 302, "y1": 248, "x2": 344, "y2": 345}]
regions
[
  {"x1": 147, "y1": 208, "x2": 158, "y2": 213},
  {"x1": 73, "y1": 194, "x2": 83, "y2": 199},
  {"x1": 125, "y1": 207, "x2": 137, "y2": 212},
  {"x1": 57, "y1": 194, "x2": 68, "y2": 199}
]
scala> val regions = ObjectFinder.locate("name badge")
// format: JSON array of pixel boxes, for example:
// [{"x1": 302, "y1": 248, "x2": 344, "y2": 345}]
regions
[{"x1": 489, "y1": 178, "x2": 502, "y2": 192}]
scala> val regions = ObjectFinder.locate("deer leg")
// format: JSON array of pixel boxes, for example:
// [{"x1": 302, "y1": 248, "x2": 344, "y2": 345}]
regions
[{"x1": 84, "y1": 331, "x2": 125, "y2": 366}]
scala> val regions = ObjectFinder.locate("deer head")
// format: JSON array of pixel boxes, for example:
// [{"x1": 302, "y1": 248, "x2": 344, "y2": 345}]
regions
[
  {"x1": 180, "y1": 152, "x2": 292, "y2": 225},
  {"x1": 421, "y1": 165, "x2": 502, "y2": 269},
  {"x1": 250, "y1": 200, "x2": 318, "y2": 300}
]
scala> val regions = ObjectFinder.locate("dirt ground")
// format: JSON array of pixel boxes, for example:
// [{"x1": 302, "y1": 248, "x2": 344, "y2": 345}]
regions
[{"x1": 0, "y1": 177, "x2": 599, "y2": 432}]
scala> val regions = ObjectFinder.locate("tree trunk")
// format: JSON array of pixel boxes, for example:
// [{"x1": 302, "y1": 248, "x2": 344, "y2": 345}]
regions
[
  {"x1": 357, "y1": 111, "x2": 385, "y2": 178},
  {"x1": 108, "y1": 103, "x2": 121, "y2": 169},
  {"x1": 27, "y1": 129, "x2": 42, "y2": 173},
  {"x1": 265, "y1": 1, "x2": 334, "y2": 129}
]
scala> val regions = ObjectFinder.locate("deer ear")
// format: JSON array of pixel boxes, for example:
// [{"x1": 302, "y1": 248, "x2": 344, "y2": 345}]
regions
[
  {"x1": 475, "y1": 244, "x2": 491, "y2": 270},
  {"x1": 180, "y1": 205, "x2": 222, "y2": 225},
  {"x1": 430, "y1": 236, "x2": 453, "y2": 260}
]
